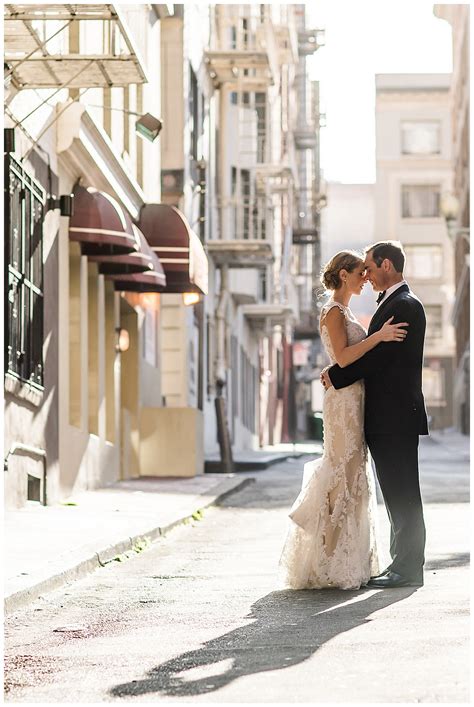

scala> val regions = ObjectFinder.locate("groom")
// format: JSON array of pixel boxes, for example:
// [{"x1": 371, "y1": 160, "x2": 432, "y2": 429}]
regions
[{"x1": 321, "y1": 240, "x2": 428, "y2": 588}]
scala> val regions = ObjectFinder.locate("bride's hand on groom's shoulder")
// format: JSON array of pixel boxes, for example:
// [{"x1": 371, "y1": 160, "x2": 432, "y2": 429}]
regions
[{"x1": 379, "y1": 316, "x2": 409, "y2": 343}]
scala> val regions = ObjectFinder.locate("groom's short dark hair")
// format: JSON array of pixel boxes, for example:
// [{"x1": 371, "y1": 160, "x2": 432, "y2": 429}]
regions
[{"x1": 365, "y1": 240, "x2": 405, "y2": 273}]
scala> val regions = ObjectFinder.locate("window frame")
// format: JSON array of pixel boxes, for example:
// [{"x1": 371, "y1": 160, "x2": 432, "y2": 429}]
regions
[
  {"x1": 4, "y1": 154, "x2": 45, "y2": 391},
  {"x1": 401, "y1": 184, "x2": 441, "y2": 219},
  {"x1": 422, "y1": 363, "x2": 446, "y2": 407},
  {"x1": 400, "y1": 120, "x2": 441, "y2": 156},
  {"x1": 403, "y1": 244, "x2": 444, "y2": 281},
  {"x1": 424, "y1": 304, "x2": 443, "y2": 342}
]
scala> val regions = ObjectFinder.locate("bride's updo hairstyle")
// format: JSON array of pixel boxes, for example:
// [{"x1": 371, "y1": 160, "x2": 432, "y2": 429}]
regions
[{"x1": 321, "y1": 250, "x2": 364, "y2": 291}]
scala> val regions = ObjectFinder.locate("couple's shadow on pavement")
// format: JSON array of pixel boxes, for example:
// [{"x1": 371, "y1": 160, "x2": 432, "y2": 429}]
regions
[{"x1": 109, "y1": 585, "x2": 417, "y2": 699}]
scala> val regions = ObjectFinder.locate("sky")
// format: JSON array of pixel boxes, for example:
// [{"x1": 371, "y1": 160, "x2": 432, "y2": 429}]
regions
[{"x1": 306, "y1": 1, "x2": 453, "y2": 184}]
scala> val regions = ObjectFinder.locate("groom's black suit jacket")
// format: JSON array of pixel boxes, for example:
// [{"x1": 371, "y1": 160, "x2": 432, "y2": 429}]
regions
[{"x1": 328, "y1": 284, "x2": 429, "y2": 435}]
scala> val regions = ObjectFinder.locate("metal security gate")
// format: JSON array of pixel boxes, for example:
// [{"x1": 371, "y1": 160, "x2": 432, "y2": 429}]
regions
[{"x1": 4, "y1": 154, "x2": 45, "y2": 388}]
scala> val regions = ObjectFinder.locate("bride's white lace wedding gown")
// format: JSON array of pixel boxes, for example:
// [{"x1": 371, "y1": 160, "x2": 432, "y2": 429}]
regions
[{"x1": 280, "y1": 300, "x2": 381, "y2": 590}]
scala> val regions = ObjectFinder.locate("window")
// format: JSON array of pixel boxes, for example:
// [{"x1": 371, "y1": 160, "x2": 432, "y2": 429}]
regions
[
  {"x1": 401, "y1": 185, "x2": 440, "y2": 218},
  {"x1": 423, "y1": 363, "x2": 446, "y2": 406},
  {"x1": 239, "y1": 346, "x2": 257, "y2": 432},
  {"x1": 425, "y1": 305, "x2": 443, "y2": 341},
  {"x1": 404, "y1": 245, "x2": 443, "y2": 280},
  {"x1": 241, "y1": 169, "x2": 251, "y2": 238},
  {"x1": 255, "y1": 92, "x2": 267, "y2": 163},
  {"x1": 258, "y1": 269, "x2": 267, "y2": 302},
  {"x1": 401, "y1": 121, "x2": 441, "y2": 155},
  {"x1": 231, "y1": 335, "x2": 238, "y2": 438},
  {"x1": 5, "y1": 155, "x2": 45, "y2": 388},
  {"x1": 231, "y1": 167, "x2": 252, "y2": 239},
  {"x1": 189, "y1": 65, "x2": 201, "y2": 160}
]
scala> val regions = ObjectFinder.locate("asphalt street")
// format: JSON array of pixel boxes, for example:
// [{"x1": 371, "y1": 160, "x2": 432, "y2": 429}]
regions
[{"x1": 4, "y1": 438, "x2": 470, "y2": 703}]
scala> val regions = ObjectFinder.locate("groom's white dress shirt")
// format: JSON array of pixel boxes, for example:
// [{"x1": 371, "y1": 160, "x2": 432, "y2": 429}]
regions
[{"x1": 377, "y1": 280, "x2": 407, "y2": 307}]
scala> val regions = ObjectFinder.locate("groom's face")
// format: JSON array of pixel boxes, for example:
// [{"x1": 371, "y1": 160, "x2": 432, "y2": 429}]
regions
[{"x1": 364, "y1": 253, "x2": 385, "y2": 291}]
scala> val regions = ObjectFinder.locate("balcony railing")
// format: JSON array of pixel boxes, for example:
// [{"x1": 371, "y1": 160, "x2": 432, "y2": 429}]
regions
[
  {"x1": 255, "y1": 163, "x2": 294, "y2": 195},
  {"x1": 207, "y1": 195, "x2": 274, "y2": 268},
  {"x1": 205, "y1": 6, "x2": 279, "y2": 89},
  {"x1": 294, "y1": 123, "x2": 317, "y2": 150},
  {"x1": 218, "y1": 195, "x2": 272, "y2": 241},
  {"x1": 293, "y1": 191, "x2": 321, "y2": 245},
  {"x1": 298, "y1": 28, "x2": 325, "y2": 56}
]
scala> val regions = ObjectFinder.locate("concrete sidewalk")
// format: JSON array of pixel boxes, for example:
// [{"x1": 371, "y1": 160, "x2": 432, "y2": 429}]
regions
[
  {"x1": 4, "y1": 473, "x2": 258, "y2": 614},
  {"x1": 4, "y1": 443, "x2": 322, "y2": 614}
]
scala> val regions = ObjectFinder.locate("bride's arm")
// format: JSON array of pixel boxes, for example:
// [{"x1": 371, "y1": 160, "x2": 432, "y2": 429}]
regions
[{"x1": 322, "y1": 307, "x2": 408, "y2": 368}]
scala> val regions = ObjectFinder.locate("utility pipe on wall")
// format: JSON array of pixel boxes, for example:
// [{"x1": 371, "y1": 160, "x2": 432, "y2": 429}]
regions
[{"x1": 214, "y1": 265, "x2": 234, "y2": 473}]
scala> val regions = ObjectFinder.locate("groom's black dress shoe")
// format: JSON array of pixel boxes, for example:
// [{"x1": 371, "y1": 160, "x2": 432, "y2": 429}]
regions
[
  {"x1": 367, "y1": 571, "x2": 423, "y2": 588},
  {"x1": 370, "y1": 568, "x2": 391, "y2": 580}
]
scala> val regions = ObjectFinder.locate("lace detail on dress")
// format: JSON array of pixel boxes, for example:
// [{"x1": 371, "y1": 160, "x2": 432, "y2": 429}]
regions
[{"x1": 279, "y1": 301, "x2": 381, "y2": 590}]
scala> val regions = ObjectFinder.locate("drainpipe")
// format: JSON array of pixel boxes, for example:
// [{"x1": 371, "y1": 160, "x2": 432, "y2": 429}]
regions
[
  {"x1": 214, "y1": 264, "x2": 234, "y2": 473},
  {"x1": 4, "y1": 444, "x2": 47, "y2": 505},
  {"x1": 215, "y1": 265, "x2": 229, "y2": 386}
]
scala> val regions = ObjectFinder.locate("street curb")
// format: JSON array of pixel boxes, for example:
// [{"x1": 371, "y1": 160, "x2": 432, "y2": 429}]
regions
[
  {"x1": 204, "y1": 450, "x2": 319, "y2": 473},
  {"x1": 4, "y1": 476, "x2": 255, "y2": 615}
]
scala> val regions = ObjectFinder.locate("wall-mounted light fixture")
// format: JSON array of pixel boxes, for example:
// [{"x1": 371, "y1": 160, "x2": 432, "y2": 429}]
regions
[
  {"x1": 135, "y1": 113, "x2": 163, "y2": 143},
  {"x1": 82, "y1": 103, "x2": 163, "y2": 143},
  {"x1": 182, "y1": 292, "x2": 201, "y2": 307},
  {"x1": 48, "y1": 193, "x2": 74, "y2": 217},
  {"x1": 440, "y1": 192, "x2": 470, "y2": 245},
  {"x1": 115, "y1": 327, "x2": 130, "y2": 353},
  {"x1": 4, "y1": 127, "x2": 15, "y2": 153}
]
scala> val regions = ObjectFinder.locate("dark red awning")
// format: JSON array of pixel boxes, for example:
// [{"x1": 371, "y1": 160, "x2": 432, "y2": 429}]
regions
[
  {"x1": 105, "y1": 269, "x2": 166, "y2": 292},
  {"x1": 88, "y1": 224, "x2": 165, "y2": 278},
  {"x1": 138, "y1": 204, "x2": 208, "y2": 295},
  {"x1": 69, "y1": 185, "x2": 139, "y2": 255}
]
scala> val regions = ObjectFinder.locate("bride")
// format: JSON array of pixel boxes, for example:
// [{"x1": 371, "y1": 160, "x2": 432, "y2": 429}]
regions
[{"x1": 280, "y1": 250, "x2": 408, "y2": 590}]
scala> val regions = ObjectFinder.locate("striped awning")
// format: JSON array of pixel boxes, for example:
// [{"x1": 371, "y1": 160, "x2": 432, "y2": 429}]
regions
[
  {"x1": 70, "y1": 185, "x2": 167, "y2": 291},
  {"x1": 88, "y1": 224, "x2": 164, "y2": 278},
  {"x1": 105, "y1": 269, "x2": 167, "y2": 292},
  {"x1": 138, "y1": 204, "x2": 208, "y2": 295},
  {"x1": 69, "y1": 185, "x2": 139, "y2": 255}
]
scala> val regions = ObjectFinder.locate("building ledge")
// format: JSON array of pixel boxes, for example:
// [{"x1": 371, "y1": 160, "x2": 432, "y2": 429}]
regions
[
  {"x1": 206, "y1": 240, "x2": 274, "y2": 268},
  {"x1": 56, "y1": 100, "x2": 146, "y2": 218}
]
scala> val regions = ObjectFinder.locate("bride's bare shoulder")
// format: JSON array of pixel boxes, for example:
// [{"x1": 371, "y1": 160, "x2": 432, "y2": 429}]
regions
[{"x1": 320, "y1": 302, "x2": 346, "y2": 332}]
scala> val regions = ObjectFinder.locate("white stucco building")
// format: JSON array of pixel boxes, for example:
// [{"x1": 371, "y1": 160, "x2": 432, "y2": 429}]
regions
[{"x1": 3, "y1": 4, "x2": 326, "y2": 507}]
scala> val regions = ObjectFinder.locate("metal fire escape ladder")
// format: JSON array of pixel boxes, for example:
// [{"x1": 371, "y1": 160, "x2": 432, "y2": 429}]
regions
[{"x1": 4, "y1": 4, "x2": 148, "y2": 89}]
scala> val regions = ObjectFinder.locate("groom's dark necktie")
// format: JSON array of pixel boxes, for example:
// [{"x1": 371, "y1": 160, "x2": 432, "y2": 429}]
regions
[{"x1": 376, "y1": 290, "x2": 386, "y2": 305}]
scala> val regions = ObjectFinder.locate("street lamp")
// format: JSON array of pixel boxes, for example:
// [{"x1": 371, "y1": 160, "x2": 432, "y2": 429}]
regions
[
  {"x1": 182, "y1": 292, "x2": 201, "y2": 306},
  {"x1": 440, "y1": 192, "x2": 470, "y2": 245},
  {"x1": 115, "y1": 328, "x2": 130, "y2": 353}
]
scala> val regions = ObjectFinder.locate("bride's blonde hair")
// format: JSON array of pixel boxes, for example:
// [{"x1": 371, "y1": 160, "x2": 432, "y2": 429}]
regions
[{"x1": 320, "y1": 250, "x2": 364, "y2": 291}]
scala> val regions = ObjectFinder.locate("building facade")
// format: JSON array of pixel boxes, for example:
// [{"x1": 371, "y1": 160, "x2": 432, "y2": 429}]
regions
[
  {"x1": 202, "y1": 4, "x2": 324, "y2": 456},
  {"x1": 375, "y1": 73, "x2": 456, "y2": 430},
  {"x1": 321, "y1": 182, "x2": 376, "y2": 330},
  {"x1": 3, "y1": 3, "x2": 324, "y2": 506},
  {"x1": 4, "y1": 5, "x2": 209, "y2": 508},
  {"x1": 434, "y1": 4, "x2": 470, "y2": 434}
]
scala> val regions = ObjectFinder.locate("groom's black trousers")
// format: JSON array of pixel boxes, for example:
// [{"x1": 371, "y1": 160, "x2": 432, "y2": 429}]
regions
[{"x1": 366, "y1": 433, "x2": 426, "y2": 580}]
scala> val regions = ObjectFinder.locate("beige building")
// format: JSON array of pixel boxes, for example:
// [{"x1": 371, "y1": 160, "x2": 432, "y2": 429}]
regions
[
  {"x1": 434, "y1": 4, "x2": 470, "y2": 434},
  {"x1": 321, "y1": 182, "x2": 376, "y2": 329},
  {"x1": 4, "y1": 5, "x2": 209, "y2": 508},
  {"x1": 4, "y1": 3, "x2": 325, "y2": 503},
  {"x1": 375, "y1": 73, "x2": 455, "y2": 429},
  {"x1": 202, "y1": 4, "x2": 324, "y2": 457}
]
